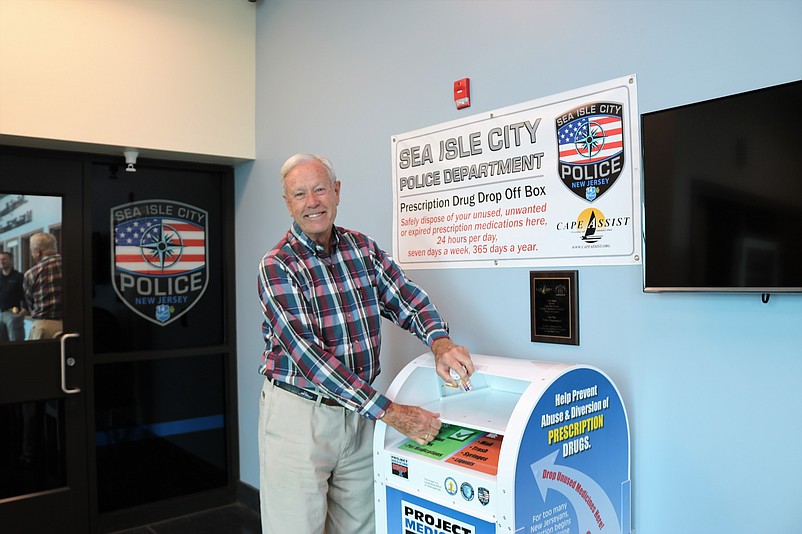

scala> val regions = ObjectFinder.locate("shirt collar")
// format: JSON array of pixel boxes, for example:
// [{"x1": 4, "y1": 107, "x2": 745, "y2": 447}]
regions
[
  {"x1": 37, "y1": 253, "x2": 62, "y2": 266},
  {"x1": 290, "y1": 222, "x2": 340, "y2": 256}
]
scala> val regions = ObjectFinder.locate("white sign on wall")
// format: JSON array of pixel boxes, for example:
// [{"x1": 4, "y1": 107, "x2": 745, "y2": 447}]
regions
[{"x1": 391, "y1": 75, "x2": 641, "y2": 270}]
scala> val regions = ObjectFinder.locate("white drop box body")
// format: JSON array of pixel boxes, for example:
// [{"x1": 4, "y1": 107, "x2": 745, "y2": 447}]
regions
[{"x1": 374, "y1": 353, "x2": 630, "y2": 534}]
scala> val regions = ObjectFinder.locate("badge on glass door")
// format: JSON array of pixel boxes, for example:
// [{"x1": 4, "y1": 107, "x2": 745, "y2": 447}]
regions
[{"x1": 111, "y1": 199, "x2": 209, "y2": 326}]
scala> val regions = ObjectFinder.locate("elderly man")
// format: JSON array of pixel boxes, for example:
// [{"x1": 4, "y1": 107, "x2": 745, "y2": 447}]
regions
[
  {"x1": 257, "y1": 153, "x2": 474, "y2": 533},
  {"x1": 23, "y1": 232, "x2": 63, "y2": 340}
]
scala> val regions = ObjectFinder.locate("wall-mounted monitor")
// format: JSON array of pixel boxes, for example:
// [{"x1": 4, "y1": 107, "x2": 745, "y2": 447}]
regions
[{"x1": 641, "y1": 80, "x2": 802, "y2": 293}]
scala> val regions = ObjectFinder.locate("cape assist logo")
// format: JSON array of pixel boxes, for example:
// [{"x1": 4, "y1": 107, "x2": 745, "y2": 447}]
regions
[
  {"x1": 557, "y1": 102, "x2": 624, "y2": 202},
  {"x1": 556, "y1": 207, "x2": 631, "y2": 245},
  {"x1": 111, "y1": 200, "x2": 208, "y2": 326}
]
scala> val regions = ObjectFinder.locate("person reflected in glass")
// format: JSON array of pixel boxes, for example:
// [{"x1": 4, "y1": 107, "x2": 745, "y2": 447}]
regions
[
  {"x1": 23, "y1": 232, "x2": 63, "y2": 340},
  {"x1": 0, "y1": 251, "x2": 27, "y2": 341}
]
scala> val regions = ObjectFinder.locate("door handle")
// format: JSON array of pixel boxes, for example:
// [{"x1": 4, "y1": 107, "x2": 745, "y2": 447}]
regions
[{"x1": 60, "y1": 332, "x2": 81, "y2": 394}]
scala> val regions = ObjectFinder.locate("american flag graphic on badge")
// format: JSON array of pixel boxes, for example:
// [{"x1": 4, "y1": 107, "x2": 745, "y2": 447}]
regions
[
  {"x1": 111, "y1": 199, "x2": 209, "y2": 326},
  {"x1": 557, "y1": 102, "x2": 625, "y2": 202}
]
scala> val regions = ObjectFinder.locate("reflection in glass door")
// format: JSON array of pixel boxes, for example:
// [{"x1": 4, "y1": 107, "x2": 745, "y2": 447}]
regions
[
  {"x1": 0, "y1": 151, "x2": 87, "y2": 534},
  {"x1": 2, "y1": 148, "x2": 237, "y2": 533},
  {"x1": 1, "y1": 195, "x2": 67, "y2": 502}
]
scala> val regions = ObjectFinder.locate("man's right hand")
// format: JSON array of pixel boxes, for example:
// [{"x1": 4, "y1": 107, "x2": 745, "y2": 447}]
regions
[{"x1": 380, "y1": 402, "x2": 441, "y2": 446}]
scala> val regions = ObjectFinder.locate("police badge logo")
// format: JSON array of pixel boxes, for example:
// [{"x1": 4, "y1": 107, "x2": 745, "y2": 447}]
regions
[
  {"x1": 477, "y1": 486, "x2": 490, "y2": 506},
  {"x1": 556, "y1": 102, "x2": 624, "y2": 202},
  {"x1": 111, "y1": 199, "x2": 209, "y2": 326}
]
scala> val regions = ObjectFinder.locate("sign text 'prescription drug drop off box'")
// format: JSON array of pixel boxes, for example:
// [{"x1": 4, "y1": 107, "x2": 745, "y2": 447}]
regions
[{"x1": 374, "y1": 354, "x2": 630, "y2": 534}]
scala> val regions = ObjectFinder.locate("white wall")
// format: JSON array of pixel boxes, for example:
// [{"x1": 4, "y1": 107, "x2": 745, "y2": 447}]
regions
[
  {"x1": 0, "y1": 0, "x2": 255, "y2": 163},
  {"x1": 236, "y1": 1, "x2": 802, "y2": 533}
]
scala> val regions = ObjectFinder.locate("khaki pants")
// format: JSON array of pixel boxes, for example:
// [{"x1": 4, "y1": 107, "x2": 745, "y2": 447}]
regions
[
  {"x1": 28, "y1": 319, "x2": 63, "y2": 340},
  {"x1": 258, "y1": 378, "x2": 376, "y2": 534}
]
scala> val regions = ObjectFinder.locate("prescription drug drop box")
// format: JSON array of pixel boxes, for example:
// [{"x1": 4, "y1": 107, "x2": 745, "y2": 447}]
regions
[{"x1": 374, "y1": 354, "x2": 630, "y2": 534}]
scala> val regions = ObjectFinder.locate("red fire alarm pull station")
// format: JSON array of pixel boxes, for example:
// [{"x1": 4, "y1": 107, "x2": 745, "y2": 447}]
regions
[{"x1": 454, "y1": 78, "x2": 470, "y2": 109}]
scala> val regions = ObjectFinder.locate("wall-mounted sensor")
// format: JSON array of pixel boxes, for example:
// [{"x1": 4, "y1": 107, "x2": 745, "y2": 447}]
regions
[{"x1": 123, "y1": 149, "x2": 138, "y2": 172}]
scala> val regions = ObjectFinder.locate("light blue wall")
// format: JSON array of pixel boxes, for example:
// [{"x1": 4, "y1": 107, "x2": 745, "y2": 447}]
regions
[{"x1": 235, "y1": 1, "x2": 802, "y2": 532}]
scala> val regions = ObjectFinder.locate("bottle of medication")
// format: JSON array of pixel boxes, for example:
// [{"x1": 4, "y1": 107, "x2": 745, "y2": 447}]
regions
[{"x1": 447, "y1": 368, "x2": 473, "y2": 392}]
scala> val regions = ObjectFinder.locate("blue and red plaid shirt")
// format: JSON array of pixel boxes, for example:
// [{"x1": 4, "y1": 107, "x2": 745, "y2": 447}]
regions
[{"x1": 258, "y1": 223, "x2": 449, "y2": 420}]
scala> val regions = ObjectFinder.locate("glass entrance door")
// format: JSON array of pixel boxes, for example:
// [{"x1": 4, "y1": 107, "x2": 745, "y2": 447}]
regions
[
  {"x1": 0, "y1": 152, "x2": 88, "y2": 534},
  {"x1": 1, "y1": 148, "x2": 237, "y2": 533}
]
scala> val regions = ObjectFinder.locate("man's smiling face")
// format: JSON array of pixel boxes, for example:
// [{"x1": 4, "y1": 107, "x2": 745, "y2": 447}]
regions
[{"x1": 283, "y1": 159, "x2": 341, "y2": 249}]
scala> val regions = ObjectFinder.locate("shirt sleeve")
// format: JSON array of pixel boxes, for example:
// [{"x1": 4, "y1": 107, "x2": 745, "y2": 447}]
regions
[
  {"x1": 258, "y1": 253, "x2": 391, "y2": 420},
  {"x1": 368, "y1": 239, "x2": 450, "y2": 346},
  {"x1": 22, "y1": 271, "x2": 33, "y2": 312}
]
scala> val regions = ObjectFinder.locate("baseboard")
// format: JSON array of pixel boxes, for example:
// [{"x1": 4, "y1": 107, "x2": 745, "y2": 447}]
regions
[{"x1": 236, "y1": 480, "x2": 260, "y2": 515}]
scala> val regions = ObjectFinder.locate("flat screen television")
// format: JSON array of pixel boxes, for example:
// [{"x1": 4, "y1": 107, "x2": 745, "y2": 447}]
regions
[{"x1": 641, "y1": 80, "x2": 802, "y2": 293}]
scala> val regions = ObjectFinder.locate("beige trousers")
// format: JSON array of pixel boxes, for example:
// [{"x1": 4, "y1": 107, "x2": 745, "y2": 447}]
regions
[
  {"x1": 28, "y1": 319, "x2": 63, "y2": 340},
  {"x1": 258, "y1": 378, "x2": 376, "y2": 534}
]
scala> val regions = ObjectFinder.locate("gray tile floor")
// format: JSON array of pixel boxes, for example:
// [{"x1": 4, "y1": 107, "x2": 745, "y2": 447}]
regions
[{"x1": 111, "y1": 504, "x2": 260, "y2": 534}]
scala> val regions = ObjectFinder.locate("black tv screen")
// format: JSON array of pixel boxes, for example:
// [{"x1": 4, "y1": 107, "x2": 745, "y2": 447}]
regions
[{"x1": 641, "y1": 80, "x2": 802, "y2": 293}]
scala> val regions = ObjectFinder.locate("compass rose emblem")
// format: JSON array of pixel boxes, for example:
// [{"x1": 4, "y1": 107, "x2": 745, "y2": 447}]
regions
[
  {"x1": 140, "y1": 222, "x2": 184, "y2": 270},
  {"x1": 573, "y1": 120, "x2": 606, "y2": 160}
]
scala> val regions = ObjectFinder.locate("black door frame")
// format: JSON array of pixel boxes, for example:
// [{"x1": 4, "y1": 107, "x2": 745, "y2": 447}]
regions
[{"x1": 0, "y1": 146, "x2": 239, "y2": 534}]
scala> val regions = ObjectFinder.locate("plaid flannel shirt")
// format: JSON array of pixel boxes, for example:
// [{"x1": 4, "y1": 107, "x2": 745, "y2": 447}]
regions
[
  {"x1": 23, "y1": 254, "x2": 63, "y2": 320},
  {"x1": 258, "y1": 223, "x2": 449, "y2": 420}
]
